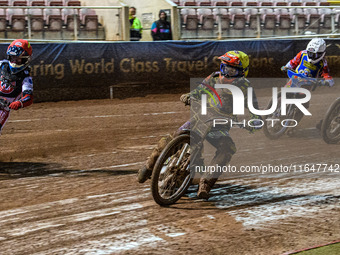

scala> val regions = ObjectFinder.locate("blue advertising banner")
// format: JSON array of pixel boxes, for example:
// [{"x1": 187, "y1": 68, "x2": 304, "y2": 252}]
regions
[{"x1": 0, "y1": 39, "x2": 339, "y2": 101}]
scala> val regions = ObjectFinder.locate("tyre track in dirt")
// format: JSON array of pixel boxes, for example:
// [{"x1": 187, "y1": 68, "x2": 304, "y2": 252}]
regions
[{"x1": 0, "y1": 90, "x2": 339, "y2": 254}]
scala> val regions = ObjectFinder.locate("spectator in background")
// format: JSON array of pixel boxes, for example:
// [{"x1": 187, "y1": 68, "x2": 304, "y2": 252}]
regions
[
  {"x1": 129, "y1": 7, "x2": 143, "y2": 41},
  {"x1": 151, "y1": 10, "x2": 172, "y2": 41}
]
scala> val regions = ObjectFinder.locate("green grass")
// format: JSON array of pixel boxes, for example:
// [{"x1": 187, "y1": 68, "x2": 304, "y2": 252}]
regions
[{"x1": 295, "y1": 242, "x2": 340, "y2": 255}]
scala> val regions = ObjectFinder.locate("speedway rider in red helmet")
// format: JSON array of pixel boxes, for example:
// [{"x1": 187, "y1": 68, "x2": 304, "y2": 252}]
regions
[{"x1": 0, "y1": 39, "x2": 33, "y2": 134}]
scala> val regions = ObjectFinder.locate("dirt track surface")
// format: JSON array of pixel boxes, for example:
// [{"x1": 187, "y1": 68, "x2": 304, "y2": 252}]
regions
[{"x1": 0, "y1": 86, "x2": 339, "y2": 255}]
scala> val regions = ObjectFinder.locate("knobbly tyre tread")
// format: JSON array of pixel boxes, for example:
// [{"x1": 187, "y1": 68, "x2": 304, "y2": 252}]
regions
[
  {"x1": 321, "y1": 97, "x2": 340, "y2": 144},
  {"x1": 263, "y1": 94, "x2": 289, "y2": 140},
  {"x1": 151, "y1": 134, "x2": 192, "y2": 206}
]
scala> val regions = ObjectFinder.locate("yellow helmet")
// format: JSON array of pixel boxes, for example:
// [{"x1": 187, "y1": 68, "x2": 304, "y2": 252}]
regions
[{"x1": 218, "y1": 50, "x2": 249, "y2": 77}]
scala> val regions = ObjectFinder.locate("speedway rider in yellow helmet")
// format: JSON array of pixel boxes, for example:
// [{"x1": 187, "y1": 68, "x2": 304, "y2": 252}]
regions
[
  {"x1": 219, "y1": 50, "x2": 249, "y2": 77},
  {"x1": 138, "y1": 50, "x2": 262, "y2": 199}
]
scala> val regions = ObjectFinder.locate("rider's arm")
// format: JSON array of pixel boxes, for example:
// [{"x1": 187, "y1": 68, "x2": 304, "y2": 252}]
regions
[
  {"x1": 9, "y1": 76, "x2": 33, "y2": 110},
  {"x1": 20, "y1": 90, "x2": 33, "y2": 107},
  {"x1": 21, "y1": 76, "x2": 33, "y2": 107},
  {"x1": 180, "y1": 73, "x2": 217, "y2": 105},
  {"x1": 285, "y1": 51, "x2": 304, "y2": 70},
  {"x1": 189, "y1": 72, "x2": 217, "y2": 99},
  {"x1": 320, "y1": 59, "x2": 335, "y2": 87}
]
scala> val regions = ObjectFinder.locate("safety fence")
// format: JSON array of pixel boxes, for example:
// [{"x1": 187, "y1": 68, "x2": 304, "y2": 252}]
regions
[{"x1": 1, "y1": 38, "x2": 339, "y2": 101}]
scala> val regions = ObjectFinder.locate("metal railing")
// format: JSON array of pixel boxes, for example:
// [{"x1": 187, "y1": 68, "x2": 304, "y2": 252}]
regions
[
  {"x1": 2, "y1": 4, "x2": 339, "y2": 42},
  {"x1": 176, "y1": 5, "x2": 340, "y2": 40},
  {"x1": 0, "y1": 5, "x2": 129, "y2": 42}
]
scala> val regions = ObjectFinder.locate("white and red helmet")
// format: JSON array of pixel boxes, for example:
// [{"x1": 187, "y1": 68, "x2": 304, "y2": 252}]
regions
[{"x1": 6, "y1": 39, "x2": 32, "y2": 74}]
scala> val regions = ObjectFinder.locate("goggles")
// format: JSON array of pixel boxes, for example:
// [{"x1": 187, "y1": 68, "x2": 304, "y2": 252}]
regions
[
  {"x1": 307, "y1": 51, "x2": 323, "y2": 60},
  {"x1": 8, "y1": 55, "x2": 29, "y2": 66},
  {"x1": 220, "y1": 63, "x2": 241, "y2": 77}
]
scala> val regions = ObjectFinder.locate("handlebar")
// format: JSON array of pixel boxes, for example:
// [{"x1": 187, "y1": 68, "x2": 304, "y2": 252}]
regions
[{"x1": 285, "y1": 69, "x2": 327, "y2": 92}]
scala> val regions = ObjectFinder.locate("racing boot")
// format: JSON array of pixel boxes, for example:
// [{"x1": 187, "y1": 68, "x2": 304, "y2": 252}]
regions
[
  {"x1": 196, "y1": 142, "x2": 234, "y2": 198},
  {"x1": 191, "y1": 154, "x2": 205, "y2": 185},
  {"x1": 137, "y1": 134, "x2": 173, "y2": 183},
  {"x1": 287, "y1": 111, "x2": 304, "y2": 137},
  {"x1": 197, "y1": 177, "x2": 218, "y2": 199}
]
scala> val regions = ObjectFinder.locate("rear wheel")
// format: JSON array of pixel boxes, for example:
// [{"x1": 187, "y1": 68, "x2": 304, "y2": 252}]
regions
[
  {"x1": 321, "y1": 97, "x2": 340, "y2": 144},
  {"x1": 151, "y1": 134, "x2": 192, "y2": 206}
]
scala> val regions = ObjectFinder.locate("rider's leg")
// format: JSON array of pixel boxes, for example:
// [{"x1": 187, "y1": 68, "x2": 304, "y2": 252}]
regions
[
  {"x1": 0, "y1": 109, "x2": 10, "y2": 136},
  {"x1": 197, "y1": 135, "x2": 236, "y2": 199},
  {"x1": 294, "y1": 97, "x2": 310, "y2": 123},
  {"x1": 137, "y1": 134, "x2": 173, "y2": 183},
  {"x1": 137, "y1": 121, "x2": 190, "y2": 183},
  {"x1": 287, "y1": 100, "x2": 310, "y2": 136}
]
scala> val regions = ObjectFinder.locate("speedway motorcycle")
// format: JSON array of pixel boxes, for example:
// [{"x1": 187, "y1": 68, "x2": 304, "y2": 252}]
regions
[
  {"x1": 263, "y1": 69, "x2": 320, "y2": 140},
  {"x1": 150, "y1": 130, "x2": 192, "y2": 206},
  {"x1": 321, "y1": 97, "x2": 340, "y2": 144},
  {"x1": 150, "y1": 96, "x2": 250, "y2": 206}
]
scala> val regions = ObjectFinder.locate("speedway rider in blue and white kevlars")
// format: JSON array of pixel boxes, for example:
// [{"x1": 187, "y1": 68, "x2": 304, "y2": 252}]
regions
[
  {"x1": 0, "y1": 39, "x2": 33, "y2": 134},
  {"x1": 281, "y1": 38, "x2": 334, "y2": 128},
  {"x1": 281, "y1": 38, "x2": 334, "y2": 87}
]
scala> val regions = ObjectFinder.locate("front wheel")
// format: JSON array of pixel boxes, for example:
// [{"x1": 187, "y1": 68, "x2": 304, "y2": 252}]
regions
[
  {"x1": 321, "y1": 97, "x2": 340, "y2": 144},
  {"x1": 263, "y1": 95, "x2": 294, "y2": 140},
  {"x1": 151, "y1": 134, "x2": 192, "y2": 206}
]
